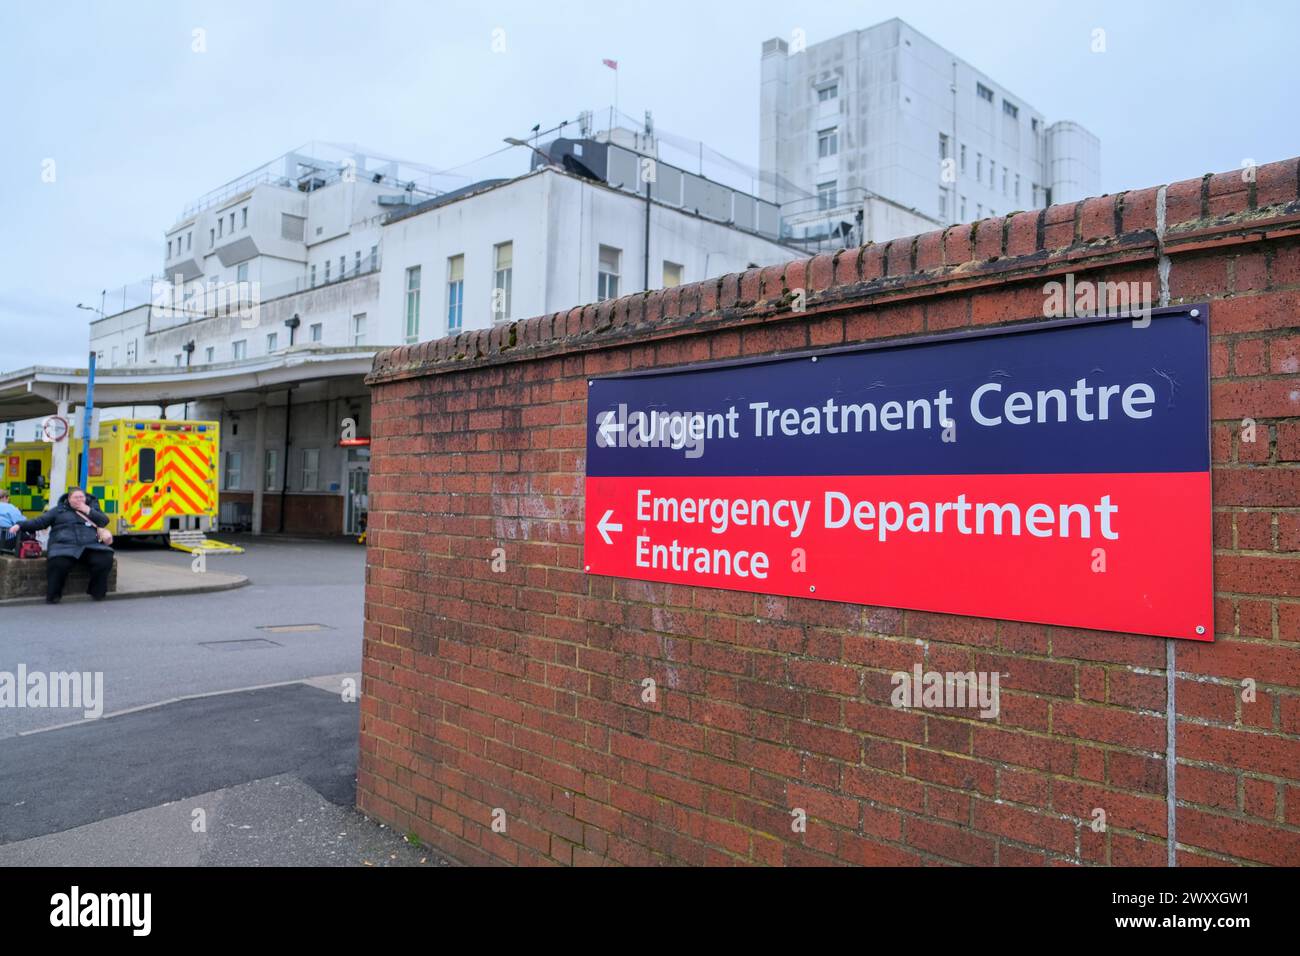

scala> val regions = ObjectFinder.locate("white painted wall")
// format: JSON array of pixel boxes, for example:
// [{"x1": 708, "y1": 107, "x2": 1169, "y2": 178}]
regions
[
  {"x1": 94, "y1": 164, "x2": 799, "y2": 369},
  {"x1": 378, "y1": 168, "x2": 799, "y2": 345},
  {"x1": 760, "y1": 17, "x2": 1101, "y2": 238}
]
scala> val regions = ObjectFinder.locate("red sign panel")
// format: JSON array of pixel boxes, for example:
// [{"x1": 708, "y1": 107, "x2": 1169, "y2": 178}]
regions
[{"x1": 584, "y1": 311, "x2": 1213, "y2": 640}]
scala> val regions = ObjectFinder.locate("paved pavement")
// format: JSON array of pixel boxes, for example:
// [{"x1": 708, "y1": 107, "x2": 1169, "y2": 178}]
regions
[
  {"x1": 0, "y1": 537, "x2": 454, "y2": 867},
  {"x1": 0, "y1": 774, "x2": 446, "y2": 867},
  {"x1": 0, "y1": 547, "x2": 247, "y2": 607}
]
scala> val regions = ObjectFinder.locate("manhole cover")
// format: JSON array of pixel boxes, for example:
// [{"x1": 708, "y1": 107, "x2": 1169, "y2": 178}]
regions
[
  {"x1": 257, "y1": 624, "x2": 331, "y2": 633},
  {"x1": 198, "y1": 638, "x2": 284, "y2": 652}
]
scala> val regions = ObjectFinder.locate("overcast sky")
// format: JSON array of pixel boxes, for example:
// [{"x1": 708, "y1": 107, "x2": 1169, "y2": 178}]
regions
[{"x1": 1, "y1": 0, "x2": 1296, "y2": 371}]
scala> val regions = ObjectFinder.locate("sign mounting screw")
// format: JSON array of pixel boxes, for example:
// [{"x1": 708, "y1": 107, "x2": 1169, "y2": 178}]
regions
[
  {"x1": 588, "y1": 380, "x2": 593, "y2": 386},
  {"x1": 1189, "y1": 309, "x2": 1200, "y2": 318},
  {"x1": 809, "y1": 585, "x2": 816, "y2": 593},
  {"x1": 584, "y1": 565, "x2": 590, "y2": 572},
  {"x1": 1195, "y1": 625, "x2": 1205, "y2": 635},
  {"x1": 810, "y1": 356, "x2": 818, "y2": 363}
]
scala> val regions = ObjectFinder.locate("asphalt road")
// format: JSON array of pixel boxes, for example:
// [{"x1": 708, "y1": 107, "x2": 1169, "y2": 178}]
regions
[
  {"x1": 0, "y1": 537, "x2": 447, "y2": 866},
  {"x1": 0, "y1": 535, "x2": 367, "y2": 738},
  {"x1": 0, "y1": 682, "x2": 356, "y2": 844}
]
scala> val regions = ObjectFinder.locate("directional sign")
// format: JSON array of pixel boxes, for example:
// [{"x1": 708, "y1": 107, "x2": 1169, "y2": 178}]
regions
[{"x1": 584, "y1": 309, "x2": 1213, "y2": 641}]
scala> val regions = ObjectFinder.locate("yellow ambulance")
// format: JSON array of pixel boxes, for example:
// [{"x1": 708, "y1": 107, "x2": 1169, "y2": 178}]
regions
[{"x1": 2, "y1": 418, "x2": 229, "y2": 546}]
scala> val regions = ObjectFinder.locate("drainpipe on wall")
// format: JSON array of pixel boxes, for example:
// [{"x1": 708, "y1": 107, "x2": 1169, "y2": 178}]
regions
[{"x1": 950, "y1": 59, "x2": 958, "y2": 226}]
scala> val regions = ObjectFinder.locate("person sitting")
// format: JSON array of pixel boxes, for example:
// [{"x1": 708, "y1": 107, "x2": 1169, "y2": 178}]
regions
[
  {"x1": 0, "y1": 488, "x2": 23, "y2": 554},
  {"x1": 6, "y1": 487, "x2": 115, "y2": 603}
]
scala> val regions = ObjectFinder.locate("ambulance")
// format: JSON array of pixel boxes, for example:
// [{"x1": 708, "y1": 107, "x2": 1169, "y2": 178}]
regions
[{"x1": 2, "y1": 417, "x2": 241, "y2": 552}]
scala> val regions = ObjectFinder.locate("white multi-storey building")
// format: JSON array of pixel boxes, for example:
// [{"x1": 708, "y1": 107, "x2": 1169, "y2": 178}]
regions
[
  {"x1": 380, "y1": 134, "x2": 788, "y2": 343},
  {"x1": 760, "y1": 18, "x2": 1101, "y2": 251},
  {"x1": 67, "y1": 135, "x2": 797, "y2": 535}
]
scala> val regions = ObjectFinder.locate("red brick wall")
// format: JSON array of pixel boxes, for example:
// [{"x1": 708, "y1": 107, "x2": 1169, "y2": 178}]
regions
[
  {"x1": 220, "y1": 491, "x2": 344, "y2": 535},
  {"x1": 360, "y1": 159, "x2": 1300, "y2": 866}
]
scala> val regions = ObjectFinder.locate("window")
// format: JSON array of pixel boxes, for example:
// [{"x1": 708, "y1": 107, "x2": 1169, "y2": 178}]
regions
[
  {"x1": 1032, "y1": 117, "x2": 1040, "y2": 132},
  {"x1": 938, "y1": 133, "x2": 949, "y2": 159},
  {"x1": 960, "y1": 144, "x2": 967, "y2": 173},
  {"x1": 817, "y1": 181, "x2": 837, "y2": 210},
  {"x1": 301, "y1": 448, "x2": 320, "y2": 491},
  {"x1": 976, "y1": 153, "x2": 983, "y2": 181},
  {"x1": 446, "y1": 255, "x2": 464, "y2": 331},
  {"x1": 817, "y1": 127, "x2": 839, "y2": 159},
  {"x1": 223, "y1": 451, "x2": 240, "y2": 490},
  {"x1": 229, "y1": 213, "x2": 235, "y2": 234},
  {"x1": 310, "y1": 323, "x2": 322, "y2": 342},
  {"x1": 352, "y1": 313, "x2": 366, "y2": 346},
  {"x1": 174, "y1": 353, "x2": 182, "y2": 367},
  {"x1": 960, "y1": 196, "x2": 967, "y2": 219},
  {"x1": 817, "y1": 84, "x2": 837, "y2": 102},
  {"x1": 232, "y1": 340, "x2": 247, "y2": 360},
  {"x1": 1015, "y1": 174, "x2": 1021, "y2": 202},
  {"x1": 78, "y1": 447, "x2": 103, "y2": 479},
  {"x1": 111, "y1": 345, "x2": 119, "y2": 366},
  {"x1": 1003, "y1": 100, "x2": 1019, "y2": 119},
  {"x1": 210, "y1": 228, "x2": 215, "y2": 246},
  {"x1": 662, "y1": 261, "x2": 683, "y2": 288},
  {"x1": 492, "y1": 242, "x2": 513, "y2": 322},
  {"x1": 237, "y1": 261, "x2": 248, "y2": 284},
  {"x1": 976, "y1": 203, "x2": 983, "y2": 218},
  {"x1": 405, "y1": 265, "x2": 422, "y2": 342},
  {"x1": 324, "y1": 259, "x2": 330, "y2": 282},
  {"x1": 127, "y1": 339, "x2": 137, "y2": 363},
  {"x1": 310, "y1": 264, "x2": 317, "y2": 287},
  {"x1": 597, "y1": 245, "x2": 621, "y2": 301},
  {"x1": 167, "y1": 240, "x2": 172, "y2": 259},
  {"x1": 355, "y1": 251, "x2": 362, "y2": 274},
  {"x1": 217, "y1": 218, "x2": 223, "y2": 238},
  {"x1": 1002, "y1": 167, "x2": 1008, "y2": 195},
  {"x1": 976, "y1": 82, "x2": 993, "y2": 102},
  {"x1": 369, "y1": 245, "x2": 378, "y2": 271},
  {"x1": 241, "y1": 207, "x2": 248, "y2": 228},
  {"x1": 205, "y1": 346, "x2": 214, "y2": 363},
  {"x1": 266, "y1": 332, "x2": 278, "y2": 352},
  {"x1": 187, "y1": 232, "x2": 192, "y2": 251},
  {"x1": 281, "y1": 213, "x2": 305, "y2": 241},
  {"x1": 339, "y1": 255, "x2": 345, "y2": 278},
  {"x1": 939, "y1": 192, "x2": 947, "y2": 219},
  {"x1": 264, "y1": 449, "x2": 278, "y2": 491},
  {"x1": 139, "y1": 448, "x2": 156, "y2": 484}
]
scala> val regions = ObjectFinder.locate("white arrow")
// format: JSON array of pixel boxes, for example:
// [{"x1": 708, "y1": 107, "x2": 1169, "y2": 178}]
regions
[
  {"x1": 597, "y1": 509, "x2": 623, "y2": 546},
  {"x1": 597, "y1": 410, "x2": 624, "y2": 447}
]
